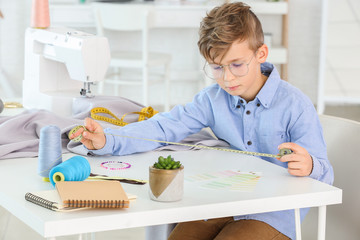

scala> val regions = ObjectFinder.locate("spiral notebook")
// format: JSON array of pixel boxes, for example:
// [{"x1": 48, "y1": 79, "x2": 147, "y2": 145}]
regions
[{"x1": 25, "y1": 180, "x2": 134, "y2": 211}]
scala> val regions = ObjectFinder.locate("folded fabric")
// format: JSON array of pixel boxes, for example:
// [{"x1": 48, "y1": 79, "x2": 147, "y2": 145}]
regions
[
  {"x1": 0, "y1": 109, "x2": 81, "y2": 159},
  {"x1": 0, "y1": 96, "x2": 229, "y2": 160}
]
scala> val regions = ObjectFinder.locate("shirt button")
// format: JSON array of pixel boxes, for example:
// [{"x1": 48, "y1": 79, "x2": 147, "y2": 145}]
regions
[
  {"x1": 257, "y1": 103, "x2": 260, "y2": 107},
  {"x1": 236, "y1": 105, "x2": 241, "y2": 108},
  {"x1": 247, "y1": 141, "x2": 252, "y2": 145},
  {"x1": 240, "y1": 100, "x2": 244, "y2": 104},
  {"x1": 246, "y1": 110, "x2": 251, "y2": 115}
]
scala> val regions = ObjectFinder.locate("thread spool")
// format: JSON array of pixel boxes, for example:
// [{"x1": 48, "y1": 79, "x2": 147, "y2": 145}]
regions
[
  {"x1": 49, "y1": 156, "x2": 91, "y2": 187},
  {"x1": 0, "y1": 98, "x2": 3, "y2": 113},
  {"x1": 38, "y1": 125, "x2": 62, "y2": 181},
  {"x1": 31, "y1": 0, "x2": 50, "y2": 29}
]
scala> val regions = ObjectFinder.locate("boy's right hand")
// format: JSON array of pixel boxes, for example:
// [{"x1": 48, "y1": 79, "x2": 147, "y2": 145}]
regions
[{"x1": 79, "y1": 118, "x2": 106, "y2": 150}]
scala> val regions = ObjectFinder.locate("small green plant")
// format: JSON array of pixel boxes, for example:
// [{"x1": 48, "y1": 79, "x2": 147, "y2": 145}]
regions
[{"x1": 153, "y1": 155, "x2": 182, "y2": 170}]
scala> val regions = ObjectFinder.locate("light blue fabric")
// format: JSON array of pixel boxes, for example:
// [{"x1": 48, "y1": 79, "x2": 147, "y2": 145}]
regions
[{"x1": 92, "y1": 62, "x2": 334, "y2": 239}]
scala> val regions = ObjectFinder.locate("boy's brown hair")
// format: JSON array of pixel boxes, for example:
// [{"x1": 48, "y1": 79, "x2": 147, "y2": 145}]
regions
[{"x1": 198, "y1": 2, "x2": 264, "y2": 63}]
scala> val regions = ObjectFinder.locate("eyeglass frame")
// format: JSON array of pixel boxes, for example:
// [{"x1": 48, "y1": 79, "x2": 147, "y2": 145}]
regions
[{"x1": 203, "y1": 53, "x2": 257, "y2": 80}]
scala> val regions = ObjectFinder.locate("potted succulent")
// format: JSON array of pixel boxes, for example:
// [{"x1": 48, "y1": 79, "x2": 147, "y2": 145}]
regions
[{"x1": 149, "y1": 155, "x2": 184, "y2": 202}]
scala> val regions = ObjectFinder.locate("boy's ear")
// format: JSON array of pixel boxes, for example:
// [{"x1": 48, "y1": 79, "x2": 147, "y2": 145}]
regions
[{"x1": 257, "y1": 44, "x2": 268, "y2": 63}]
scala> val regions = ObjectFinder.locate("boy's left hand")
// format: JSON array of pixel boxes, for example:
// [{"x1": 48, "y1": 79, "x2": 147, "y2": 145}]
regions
[{"x1": 277, "y1": 142, "x2": 313, "y2": 177}]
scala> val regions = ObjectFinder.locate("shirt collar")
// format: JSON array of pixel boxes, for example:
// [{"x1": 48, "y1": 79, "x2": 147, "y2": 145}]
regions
[
  {"x1": 230, "y1": 62, "x2": 281, "y2": 109},
  {"x1": 257, "y1": 62, "x2": 281, "y2": 108}
]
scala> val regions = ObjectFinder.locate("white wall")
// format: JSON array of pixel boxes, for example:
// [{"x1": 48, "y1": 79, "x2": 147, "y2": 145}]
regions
[
  {"x1": 0, "y1": 0, "x2": 31, "y2": 97},
  {"x1": 324, "y1": 0, "x2": 360, "y2": 103},
  {"x1": 288, "y1": 0, "x2": 322, "y2": 103}
]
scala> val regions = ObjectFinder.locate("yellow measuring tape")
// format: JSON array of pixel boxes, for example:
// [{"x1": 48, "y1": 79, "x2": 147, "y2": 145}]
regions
[
  {"x1": 69, "y1": 127, "x2": 292, "y2": 159},
  {"x1": 90, "y1": 106, "x2": 158, "y2": 126},
  {"x1": 4, "y1": 102, "x2": 23, "y2": 108},
  {"x1": 69, "y1": 106, "x2": 292, "y2": 158}
]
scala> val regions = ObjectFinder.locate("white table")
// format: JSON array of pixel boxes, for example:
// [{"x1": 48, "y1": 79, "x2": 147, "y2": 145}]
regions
[{"x1": 0, "y1": 150, "x2": 341, "y2": 240}]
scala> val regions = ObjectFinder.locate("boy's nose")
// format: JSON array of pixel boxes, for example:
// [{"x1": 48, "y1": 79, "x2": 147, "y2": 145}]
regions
[{"x1": 223, "y1": 66, "x2": 236, "y2": 82}]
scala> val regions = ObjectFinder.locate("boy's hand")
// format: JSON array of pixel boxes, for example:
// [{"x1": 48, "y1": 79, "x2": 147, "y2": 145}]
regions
[
  {"x1": 70, "y1": 118, "x2": 106, "y2": 150},
  {"x1": 277, "y1": 142, "x2": 313, "y2": 177}
]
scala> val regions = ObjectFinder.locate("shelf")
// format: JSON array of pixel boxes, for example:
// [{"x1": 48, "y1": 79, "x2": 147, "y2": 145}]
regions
[
  {"x1": 50, "y1": 1, "x2": 288, "y2": 28},
  {"x1": 324, "y1": 96, "x2": 360, "y2": 105},
  {"x1": 241, "y1": 1, "x2": 288, "y2": 15},
  {"x1": 50, "y1": 5, "x2": 93, "y2": 28}
]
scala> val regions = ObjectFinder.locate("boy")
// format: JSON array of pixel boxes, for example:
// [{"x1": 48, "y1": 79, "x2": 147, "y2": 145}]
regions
[{"x1": 73, "y1": 2, "x2": 333, "y2": 239}]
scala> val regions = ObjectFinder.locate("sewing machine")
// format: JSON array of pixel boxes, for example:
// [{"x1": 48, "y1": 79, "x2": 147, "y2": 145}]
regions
[{"x1": 23, "y1": 27, "x2": 110, "y2": 116}]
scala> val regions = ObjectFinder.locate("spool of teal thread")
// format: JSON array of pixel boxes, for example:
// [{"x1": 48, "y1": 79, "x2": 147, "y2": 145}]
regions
[{"x1": 49, "y1": 156, "x2": 91, "y2": 187}]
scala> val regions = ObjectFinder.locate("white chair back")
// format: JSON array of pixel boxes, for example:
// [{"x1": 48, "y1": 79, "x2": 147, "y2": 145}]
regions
[
  {"x1": 93, "y1": 3, "x2": 154, "y2": 60},
  {"x1": 302, "y1": 114, "x2": 360, "y2": 239},
  {"x1": 92, "y1": 2, "x2": 171, "y2": 111},
  {"x1": 93, "y1": 3, "x2": 155, "y2": 33}
]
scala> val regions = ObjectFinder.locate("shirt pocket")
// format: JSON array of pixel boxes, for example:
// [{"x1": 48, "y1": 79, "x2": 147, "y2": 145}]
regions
[{"x1": 258, "y1": 131, "x2": 287, "y2": 154}]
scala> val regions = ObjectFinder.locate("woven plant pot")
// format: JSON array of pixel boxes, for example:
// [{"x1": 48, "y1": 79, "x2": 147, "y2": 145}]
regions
[{"x1": 149, "y1": 165, "x2": 184, "y2": 202}]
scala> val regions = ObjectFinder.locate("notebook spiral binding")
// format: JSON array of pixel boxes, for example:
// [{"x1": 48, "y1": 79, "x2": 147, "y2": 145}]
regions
[
  {"x1": 66, "y1": 199, "x2": 127, "y2": 208},
  {"x1": 25, "y1": 192, "x2": 57, "y2": 211}
]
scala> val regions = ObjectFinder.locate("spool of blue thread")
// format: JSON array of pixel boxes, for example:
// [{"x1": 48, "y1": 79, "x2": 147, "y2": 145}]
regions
[
  {"x1": 49, "y1": 156, "x2": 91, "y2": 187},
  {"x1": 38, "y1": 125, "x2": 63, "y2": 181}
]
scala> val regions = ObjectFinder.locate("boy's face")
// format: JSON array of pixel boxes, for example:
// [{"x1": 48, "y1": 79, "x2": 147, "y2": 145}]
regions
[{"x1": 212, "y1": 40, "x2": 267, "y2": 102}]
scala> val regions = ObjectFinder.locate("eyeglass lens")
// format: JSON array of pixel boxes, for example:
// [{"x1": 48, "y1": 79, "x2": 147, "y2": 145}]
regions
[{"x1": 207, "y1": 62, "x2": 249, "y2": 79}]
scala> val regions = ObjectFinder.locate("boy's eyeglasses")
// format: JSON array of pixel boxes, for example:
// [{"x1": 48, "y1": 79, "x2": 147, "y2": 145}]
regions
[{"x1": 203, "y1": 54, "x2": 255, "y2": 80}]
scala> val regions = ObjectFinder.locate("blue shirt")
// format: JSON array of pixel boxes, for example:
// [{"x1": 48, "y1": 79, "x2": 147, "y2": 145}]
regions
[{"x1": 92, "y1": 62, "x2": 334, "y2": 239}]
